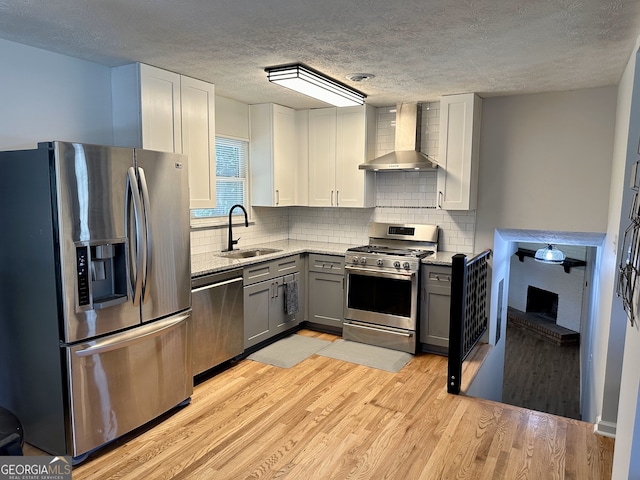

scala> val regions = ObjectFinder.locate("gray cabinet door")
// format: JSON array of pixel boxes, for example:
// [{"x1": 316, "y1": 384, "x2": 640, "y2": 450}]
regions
[
  {"x1": 244, "y1": 279, "x2": 272, "y2": 349},
  {"x1": 244, "y1": 272, "x2": 300, "y2": 348},
  {"x1": 420, "y1": 284, "x2": 451, "y2": 347},
  {"x1": 270, "y1": 273, "x2": 300, "y2": 334},
  {"x1": 308, "y1": 271, "x2": 344, "y2": 328},
  {"x1": 420, "y1": 266, "x2": 452, "y2": 352}
]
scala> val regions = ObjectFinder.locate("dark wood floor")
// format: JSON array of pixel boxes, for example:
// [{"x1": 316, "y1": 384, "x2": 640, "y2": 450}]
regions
[{"x1": 503, "y1": 323, "x2": 581, "y2": 420}]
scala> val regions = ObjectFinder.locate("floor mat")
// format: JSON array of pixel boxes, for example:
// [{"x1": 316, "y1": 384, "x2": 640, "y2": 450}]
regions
[
  {"x1": 317, "y1": 339, "x2": 413, "y2": 372},
  {"x1": 247, "y1": 334, "x2": 332, "y2": 368}
]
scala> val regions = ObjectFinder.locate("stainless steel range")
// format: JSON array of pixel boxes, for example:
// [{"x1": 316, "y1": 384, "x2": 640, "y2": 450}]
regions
[{"x1": 344, "y1": 222, "x2": 439, "y2": 353}]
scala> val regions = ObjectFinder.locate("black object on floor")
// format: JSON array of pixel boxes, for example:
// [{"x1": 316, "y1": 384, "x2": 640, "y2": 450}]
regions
[{"x1": 0, "y1": 406, "x2": 24, "y2": 455}]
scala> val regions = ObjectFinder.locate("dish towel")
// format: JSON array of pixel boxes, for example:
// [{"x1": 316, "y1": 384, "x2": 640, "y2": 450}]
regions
[{"x1": 284, "y1": 278, "x2": 299, "y2": 315}]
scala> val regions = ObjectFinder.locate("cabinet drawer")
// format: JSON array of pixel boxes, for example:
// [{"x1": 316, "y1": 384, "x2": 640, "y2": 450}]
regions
[
  {"x1": 308, "y1": 253, "x2": 344, "y2": 274},
  {"x1": 422, "y1": 265, "x2": 452, "y2": 287},
  {"x1": 243, "y1": 254, "x2": 301, "y2": 285},
  {"x1": 274, "y1": 255, "x2": 302, "y2": 275}
]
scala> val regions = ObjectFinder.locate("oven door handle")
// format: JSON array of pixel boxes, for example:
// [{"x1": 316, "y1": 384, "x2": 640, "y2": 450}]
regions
[
  {"x1": 345, "y1": 266, "x2": 416, "y2": 281},
  {"x1": 345, "y1": 322, "x2": 413, "y2": 337}
]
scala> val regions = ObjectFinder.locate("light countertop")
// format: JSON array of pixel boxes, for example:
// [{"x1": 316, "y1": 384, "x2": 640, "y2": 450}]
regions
[
  {"x1": 191, "y1": 240, "x2": 485, "y2": 277},
  {"x1": 422, "y1": 250, "x2": 491, "y2": 267},
  {"x1": 191, "y1": 240, "x2": 356, "y2": 277}
]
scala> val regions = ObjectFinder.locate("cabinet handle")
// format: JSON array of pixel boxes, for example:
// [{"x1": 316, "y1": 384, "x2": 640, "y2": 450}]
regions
[
  {"x1": 438, "y1": 191, "x2": 443, "y2": 209},
  {"x1": 434, "y1": 274, "x2": 451, "y2": 282},
  {"x1": 336, "y1": 190, "x2": 339, "y2": 206},
  {"x1": 331, "y1": 190, "x2": 334, "y2": 206},
  {"x1": 276, "y1": 189, "x2": 280, "y2": 206}
]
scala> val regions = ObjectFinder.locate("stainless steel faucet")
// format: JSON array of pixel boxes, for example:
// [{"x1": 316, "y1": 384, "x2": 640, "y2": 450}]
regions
[{"x1": 227, "y1": 204, "x2": 249, "y2": 251}]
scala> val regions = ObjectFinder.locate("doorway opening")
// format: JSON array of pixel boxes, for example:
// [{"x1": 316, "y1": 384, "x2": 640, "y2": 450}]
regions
[{"x1": 498, "y1": 236, "x2": 598, "y2": 421}]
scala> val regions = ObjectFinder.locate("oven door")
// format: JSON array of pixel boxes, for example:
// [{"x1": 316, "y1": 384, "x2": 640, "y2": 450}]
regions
[{"x1": 344, "y1": 265, "x2": 418, "y2": 330}]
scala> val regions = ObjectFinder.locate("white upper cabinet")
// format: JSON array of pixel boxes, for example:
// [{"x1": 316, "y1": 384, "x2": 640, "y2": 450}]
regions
[
  {"x1": 308, "y1": 105, "x2": 376, "y2": 208},
  {"x1": 112, "y1": 63, "x2": 216, "y2": 209},
  {"x1": 437, "y1": 93, "x2": 482, "y2": 210},
  {"x1": 308, "y1": 108, "x2": 337, "y2": 206},
  {"x1": 250, "y1": 103, "x2": 300, "y2": 206},
  {"x1": 181, "y1": 76, "x2": 216, "y2": 210},
  {"x1": 112, "y1": 63, "x2": 182, "y2": 153}
]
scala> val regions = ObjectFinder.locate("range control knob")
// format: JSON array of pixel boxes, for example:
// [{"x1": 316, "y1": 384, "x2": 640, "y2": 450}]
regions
[
  {"x1": 403, "y1": 262, "x2": 411, "y2": 270},
  {"x1": 360, "y1": 257, "x2": 367, "y2": 265},
  {"x1": 377, "y1": 259, "x2": 384, "y2": 266},
  {"x1": 352, "y1": 256, "x2": 359, "y2": 264},
  {"x1": 394, "y1": 261, "x2": 401, "y2": 268}
]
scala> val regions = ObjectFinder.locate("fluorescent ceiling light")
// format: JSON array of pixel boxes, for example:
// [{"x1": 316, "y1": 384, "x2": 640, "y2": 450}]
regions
[{"x1": 266, "y1": 64, "x2": 366, "y2": 107}]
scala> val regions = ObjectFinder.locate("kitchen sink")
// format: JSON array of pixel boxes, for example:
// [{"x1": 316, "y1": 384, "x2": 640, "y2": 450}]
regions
[{"x1": 216, "y1": 248, "x2": 282, "y2": 259}]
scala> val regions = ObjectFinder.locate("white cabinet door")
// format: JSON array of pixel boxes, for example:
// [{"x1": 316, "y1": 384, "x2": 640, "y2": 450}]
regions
[
  {"x1": 308, "y1": 106, "x2": 375, "y2": 208},
  {"x1": 139, "y1": 64, "x2": 182, "y2": 154},
  {"x1": 272, "y1": 105, "x2": 296, "y2": 205},
  {"x1": 112, "y1": 63, "x2": 181, "y2": 152},
  {"x1": 250, "y1": 103, "x2": 297, "y2": 206},
  {"x1": 335, "y1": 105, "x2": 376, "y2": 208},
  {"x1": 308, "y1": 107, "x2": 337, "y2": 206},
  {"x1": 181, "y1": 76, "x2": 216, "y2": 209},
  {"x1": 437, "y1": 93, "x2": 482, "y2": 210}
]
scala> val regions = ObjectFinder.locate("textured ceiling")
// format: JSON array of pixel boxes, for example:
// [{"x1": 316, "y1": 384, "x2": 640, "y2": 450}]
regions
[{"x1": 1, "y1": 0, "x2": 640, "y2": 109}]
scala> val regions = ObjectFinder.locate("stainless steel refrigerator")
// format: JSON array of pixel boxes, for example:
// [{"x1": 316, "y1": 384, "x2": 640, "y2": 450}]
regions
[{"x1": 0, "y1": 141, "x2": 192, "y2": 462}]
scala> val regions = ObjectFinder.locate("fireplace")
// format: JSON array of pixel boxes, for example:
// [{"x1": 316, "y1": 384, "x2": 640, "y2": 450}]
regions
[
  {"x1": 507, "y1": 285, "x2": 579, "y2": 346},
  {"x1": 526, "y1": 286, "x2": 558, "y2": 321}
]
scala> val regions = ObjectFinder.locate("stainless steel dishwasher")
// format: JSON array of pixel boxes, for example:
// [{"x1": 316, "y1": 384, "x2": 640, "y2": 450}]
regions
[{"x1": 191, "y1": 269, "x2": 244, "y2": 376}]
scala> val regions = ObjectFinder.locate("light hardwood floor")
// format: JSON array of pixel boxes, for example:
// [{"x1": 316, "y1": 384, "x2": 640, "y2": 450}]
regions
[{"x1": 52, "y1": 330, "x2": 613, "y2": 479}]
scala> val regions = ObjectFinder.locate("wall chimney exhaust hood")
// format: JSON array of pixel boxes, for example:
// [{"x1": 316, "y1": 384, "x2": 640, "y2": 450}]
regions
[{"x1": 359, "y1": 103, "x2": 438, "y2": 171}]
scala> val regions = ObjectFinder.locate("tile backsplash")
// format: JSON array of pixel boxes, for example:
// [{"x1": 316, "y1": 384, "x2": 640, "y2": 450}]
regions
[{"x1": 192, "y1": 102, "x2": 476, "y2": 255}]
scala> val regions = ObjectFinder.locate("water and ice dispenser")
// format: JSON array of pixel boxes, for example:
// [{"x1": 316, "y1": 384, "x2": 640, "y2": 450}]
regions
[{"x1": 76, "y1": 241, "x2": 128, "y2": 310}]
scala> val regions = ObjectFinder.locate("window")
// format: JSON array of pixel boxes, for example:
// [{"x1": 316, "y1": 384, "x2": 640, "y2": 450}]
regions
[{"x1": 191, "y1": 137, "x2": 248, "y2": 220}]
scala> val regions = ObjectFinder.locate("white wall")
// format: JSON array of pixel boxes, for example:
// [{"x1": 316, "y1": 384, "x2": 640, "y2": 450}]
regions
[
  {"x1": 611, "y1": 37, "x2": 640, "y2": 479},
  {"x1": 0, "y1": 38, "x2": 113, "y2": 150},
  {"x1": 475, "y1": 87, "x2": 617, "y2": 249}
]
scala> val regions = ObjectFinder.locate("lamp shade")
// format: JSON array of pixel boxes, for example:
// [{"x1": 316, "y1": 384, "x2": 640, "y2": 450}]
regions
[
  {"x1": 266, "y1": 64, "x2": 366, "y2": 107},
  {"x1": 534, "y1": 245, "x2": 565, "y2": 264}
]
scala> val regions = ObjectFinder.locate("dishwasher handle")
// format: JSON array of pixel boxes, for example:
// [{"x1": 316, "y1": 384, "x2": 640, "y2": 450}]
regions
[
  {"x1": 192, "y1": 277, "x2": 242, "y2": 293},
  {"x1": 192, "y1": 269, "x2": 243, "y2": 290}
]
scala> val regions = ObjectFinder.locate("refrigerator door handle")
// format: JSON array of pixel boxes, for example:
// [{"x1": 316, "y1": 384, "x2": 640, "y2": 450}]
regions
[
  {"x1": 137, "y1": 167, "x2": 153, "y2": 303},
  {"x1": 126, "y1": 167, "x2": 146, "y2": 305},
  {"x1": 74, "y1": 313, "x2": 189, "y2": 357}
]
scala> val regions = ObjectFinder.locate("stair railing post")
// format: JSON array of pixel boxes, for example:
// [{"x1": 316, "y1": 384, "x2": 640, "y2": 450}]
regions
[{"x1": 447, "y1": 253, "x2": 467, "y2": 394}]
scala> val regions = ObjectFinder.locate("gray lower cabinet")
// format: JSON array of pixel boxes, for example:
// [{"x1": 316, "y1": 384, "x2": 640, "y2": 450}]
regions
[
  {"x1": 307, "y1": 254, "x2": 344, "y2": 329},
  {"x1": 244, "y1": 255, "x2": 302, "y2": 349},
  {"x1": 420, "y1": 265, "x2": 452, "y2": 354}
]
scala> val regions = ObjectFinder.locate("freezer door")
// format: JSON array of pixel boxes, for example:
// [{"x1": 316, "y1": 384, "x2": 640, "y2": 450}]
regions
[
  {"x1": 52, "y1": 142, "x2": 141, "y2": 343},
  {"x1": 135, "y1": 149, "x2": 191, "y2": 322},
  {"x1": 67, "y1": 312, "x2": 192, "y2": 457}
]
